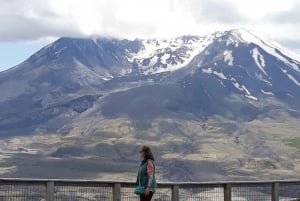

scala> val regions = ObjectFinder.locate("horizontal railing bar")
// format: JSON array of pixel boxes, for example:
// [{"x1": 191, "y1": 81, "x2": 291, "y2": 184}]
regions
[
  {"x1": 175, "y1": 183, "x2": 226, "y2": 188},
  {"x1": 0, "y1": 180, "x2": 47, "y2": 185},
  {"x1": 54, "y1": 182, "x2": 114, "y2": 187},
  {"x1": 0, "y1": 178, "x2": 299, "y2": 186},
  {"x1": 121, "y1": 183, "x2": 177, "y2": 188}
]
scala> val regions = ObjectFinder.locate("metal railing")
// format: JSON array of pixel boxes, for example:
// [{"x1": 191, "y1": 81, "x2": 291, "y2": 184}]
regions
[{"x1": 0, "y1": 178, "x2": 299, "y2": 201}]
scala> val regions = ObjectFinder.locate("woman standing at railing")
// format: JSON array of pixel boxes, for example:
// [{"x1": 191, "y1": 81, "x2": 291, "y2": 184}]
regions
[{"x1": 135, "y1": 145, "x2": 157, "y2": 201}]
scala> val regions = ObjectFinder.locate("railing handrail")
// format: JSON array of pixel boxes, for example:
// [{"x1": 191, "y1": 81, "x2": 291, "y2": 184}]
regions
[{"x1": 0, "y1": 177, "x2": 299, "y2": 185}]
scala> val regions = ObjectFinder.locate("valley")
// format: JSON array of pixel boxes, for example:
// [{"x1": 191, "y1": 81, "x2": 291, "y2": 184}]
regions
[{"x1": 0, "y1": 116, "x2": 299, "y2": 182}]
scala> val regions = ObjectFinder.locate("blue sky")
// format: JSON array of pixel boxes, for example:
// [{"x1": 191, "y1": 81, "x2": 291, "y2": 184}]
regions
[
  {"x1": 0, "y1": 41, "x2": 48, "y2": 72},
  {"x1": 0, "y1": 0, "x2": 300, "y2": 72}
]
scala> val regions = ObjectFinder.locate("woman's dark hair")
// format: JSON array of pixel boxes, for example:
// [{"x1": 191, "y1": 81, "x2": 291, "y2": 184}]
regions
[{"x1": 141, "y1": 145, "x2": 154, "y2": 160}]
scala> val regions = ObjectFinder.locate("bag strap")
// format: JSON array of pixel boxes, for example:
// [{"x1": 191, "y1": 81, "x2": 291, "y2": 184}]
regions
[
  {"x1": 139, "y1": 169, "x2": 141, "y2": 186},
  {"x1": 138, "y1": 165, "x2": 142, "y2": 186}
]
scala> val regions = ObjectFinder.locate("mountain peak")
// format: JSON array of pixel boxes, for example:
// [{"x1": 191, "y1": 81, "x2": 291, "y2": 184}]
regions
[
  {"x1": 220, "y1": 29, "x2": 300, "y2": 68},
  {"x1": 218, "y1": 28, "x2": 261, "y2": 44}
]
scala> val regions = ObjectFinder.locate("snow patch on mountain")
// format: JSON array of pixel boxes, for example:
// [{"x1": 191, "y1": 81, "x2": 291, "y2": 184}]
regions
[
  {"x1": 242, "y1": 85, "x2": 258, "y2": 101},
  {"x1": 231, "y1": 78, "x2": 243, "y2": 91},
  {"x1": 202, "y1": 68, "x2": 227, "y2": 80},
  {"x1": 160, "y1": 53, "x2": 170, "y2": 64},
  {"x1": 261, "y1": 89, "x2": 274, "y2": 96},
  {"x1": 245, "y1": 94, "x2": 258, "y2": 101},
  {"x1": 130, "y1": 35, "x2": 215, "y2": 74},
  {"x1": 214, "y1": 71, "x2": 227, "y2": 80},
  {"x1": 251, "y1": 48, "x2": 267, "y2": 76},
  {"x1": 224, "y1": 50, "x2": 234, "y2": 66},
  {"x1": 281, "y1": 68, "x2": 300, "y2": 86},
  {"x1": 202, "y1": 68, "x2": 213, "y2": 74},
  {"x1": 226, "y1": 35, "x2": 239, "y2": 47},
  {"x1": 231, "y1": 78, "x2": 258, "y2": 101},
  {"x1": 255, "y1": 73, "x2": 272, "y2": 86}
]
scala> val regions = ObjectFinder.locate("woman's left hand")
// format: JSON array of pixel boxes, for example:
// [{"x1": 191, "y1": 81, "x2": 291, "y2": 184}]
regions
[{"x1": 145, "y1": 187, "x2": 150, "y2": 196}]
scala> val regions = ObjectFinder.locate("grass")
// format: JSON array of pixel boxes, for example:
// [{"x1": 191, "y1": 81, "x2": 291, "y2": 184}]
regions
[
  {"x1": 258, "y1": 159, "x2": 277, "y2": 169},
  {"x1": 284, "y1": 138, "x2": 300, "y2": 149}
]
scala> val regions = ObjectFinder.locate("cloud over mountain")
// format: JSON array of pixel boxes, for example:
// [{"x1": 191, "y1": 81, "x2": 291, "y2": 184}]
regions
[{"x1": 0, "y1": 0, "x2": 300, "y2": 53}]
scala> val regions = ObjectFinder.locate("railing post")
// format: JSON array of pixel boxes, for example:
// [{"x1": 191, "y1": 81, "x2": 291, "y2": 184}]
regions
[
  {"x1": 272, "y1": 182, "x2": 279, "y2": 201},
  {"x1": 171, "y1": 184, "x2": 179, "y2": 201},
  {"x1": 224, "y1": 183, "x2": 232, "y2": 201},
  {"x1": 46, "y1": 181, "x2": 54, "y2": 201},
  {"x1": 113, "y1": 183, "x2": 121, "y2": 201}
]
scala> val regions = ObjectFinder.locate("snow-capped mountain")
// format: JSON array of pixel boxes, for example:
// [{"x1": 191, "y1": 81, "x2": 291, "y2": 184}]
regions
[
  {"x1": 0, "y1": 29, "x2": 300, "y2": 136},
  {"x1": 188, "y1": 29, "x2": 300, "y2": 102},
  {"x1": 129, "y1": 33, "x2": 222, "y2": 74}
]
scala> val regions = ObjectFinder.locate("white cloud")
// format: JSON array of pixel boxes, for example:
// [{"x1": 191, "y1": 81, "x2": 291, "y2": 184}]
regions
[
  {"x1": 0, "y1": 0, "x2": 300, "y2": 52},
  {"x1": 230, "y1": 0, "x2": 294, "y2": 20}
]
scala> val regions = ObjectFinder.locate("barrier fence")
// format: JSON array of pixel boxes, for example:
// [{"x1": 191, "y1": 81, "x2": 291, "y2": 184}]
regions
[{"x1": 0, "y1": 178, "x2": 299, "y2": 201}]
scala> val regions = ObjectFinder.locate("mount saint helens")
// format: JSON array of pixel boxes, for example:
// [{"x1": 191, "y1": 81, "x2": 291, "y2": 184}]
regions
[{"x1": 0, "y1": 29, "x2": 299, "y2": 181}]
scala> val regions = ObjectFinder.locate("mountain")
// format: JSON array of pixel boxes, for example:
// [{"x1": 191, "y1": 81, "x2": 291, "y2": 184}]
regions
[
  {"x1": 105, "y1": 30, "x2": 300, "y2": 122},
  {"x1": 0, "y1": 29, "x2": 300, "y2": 181}
]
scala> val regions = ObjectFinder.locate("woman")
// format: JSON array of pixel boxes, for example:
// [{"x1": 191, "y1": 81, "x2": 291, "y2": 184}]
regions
[{"x1": 136, "y1": 145, "x2": 157, "y2": 201}]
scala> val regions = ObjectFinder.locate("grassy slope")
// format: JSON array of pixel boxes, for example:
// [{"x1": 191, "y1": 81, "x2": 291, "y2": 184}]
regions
[
  {"x1": 284, "y1": 138, "x2": 300, "y2": 149},
  {"x1": 0, "y1": 115, "x2": 300, "y2": 181}
]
